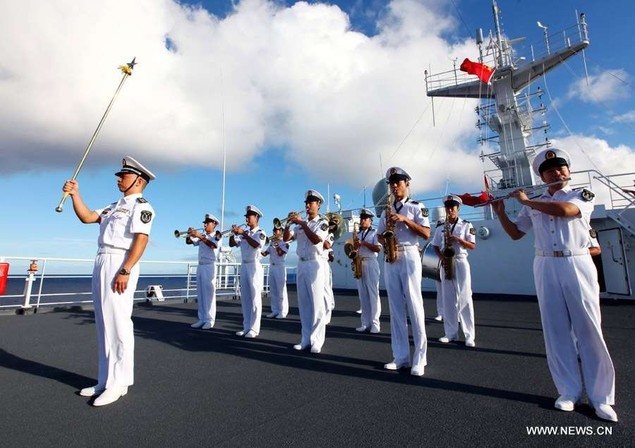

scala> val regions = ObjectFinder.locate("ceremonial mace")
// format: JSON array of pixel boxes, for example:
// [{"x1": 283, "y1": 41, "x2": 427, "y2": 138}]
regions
[{"x1": 55, "y1": 57, "x2": 137, "y2": 212}]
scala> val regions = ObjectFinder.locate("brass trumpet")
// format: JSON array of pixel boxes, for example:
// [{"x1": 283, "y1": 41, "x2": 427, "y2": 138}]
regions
[
  {"x1": 273, "y1": 211, "x2": 303, "y2": 229},
  {"x1": 218, "y1": 224, "x2": 247, "y2": 237},
  {"x1": 174, "y1": 228, "x2": 203, "y2": 238}
]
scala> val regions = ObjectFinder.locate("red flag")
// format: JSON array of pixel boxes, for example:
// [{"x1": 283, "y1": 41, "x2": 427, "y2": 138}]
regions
[
  {"x1": 458, "y1": 191, "x2": 493, "y2": 207},
  {"x1": 460, "y1": 58, "x2": 495, "y2": 84}
]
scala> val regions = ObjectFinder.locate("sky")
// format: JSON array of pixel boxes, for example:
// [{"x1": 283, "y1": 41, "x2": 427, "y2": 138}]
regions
[{"x1": 1, "y1": 0, "x2": 634, "y2": 273}]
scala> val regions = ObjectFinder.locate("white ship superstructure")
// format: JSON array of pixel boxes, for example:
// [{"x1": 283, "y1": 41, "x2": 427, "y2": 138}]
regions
[{"x1": 331, "y1": 1, "x2": 635, "y2": 299}]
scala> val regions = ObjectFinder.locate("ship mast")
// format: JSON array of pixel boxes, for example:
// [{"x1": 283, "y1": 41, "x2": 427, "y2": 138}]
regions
[{"x1": 424, "y1": 1, "x2": 589, "y2": 203}]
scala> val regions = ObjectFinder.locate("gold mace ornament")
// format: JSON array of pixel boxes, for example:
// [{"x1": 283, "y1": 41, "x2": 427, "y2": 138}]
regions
[{"x1": 55, "y1": 57, "x2": 137, "y2": 213}]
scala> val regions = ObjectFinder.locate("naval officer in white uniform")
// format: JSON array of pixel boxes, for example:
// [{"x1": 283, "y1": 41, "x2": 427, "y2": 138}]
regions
[
  {"x1": 186, "y1": 214, "x2": 221, "y2": 330},
  {"x1": 283, "y1": 190, "x2": 330, "y2": 353},
  {"x1": 262, "y1": 227, "x2": 289, "y2": 319},
  {"x1": 63, "y1": 156, "x2": 155, "y2": 406},
  {"x1": 354, "y1": 208, "x2": 382, "y2": 333},
  {"x1": 432, "y1": 195, "x2": 477, "y2": 347},
  {"x1": 492, "y1": 148, "x2": 618, "y2": 422},
  {"x1": 230, "y1": 205, "x2": 266, "y2": 338},
  {"x1": 377, "y1": 167, "x2": 431, "y2": 377}
]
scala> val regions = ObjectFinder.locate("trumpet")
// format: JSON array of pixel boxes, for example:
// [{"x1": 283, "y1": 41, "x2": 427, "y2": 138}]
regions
[
  {"x1": 174, "y1": 228, "x2": 203, "y2": 238},
  {"x1": 273, "y1": 211, "x2": 303, "y2": 229},
  {"x1": 218, "y1": 224, "x2": 247, "y2": 237}
]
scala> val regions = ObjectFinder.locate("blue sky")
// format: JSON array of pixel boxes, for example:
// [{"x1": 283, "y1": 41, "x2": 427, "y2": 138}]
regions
[{"x1": 1, "y1": 0, "x2": 633, "y2": 273}]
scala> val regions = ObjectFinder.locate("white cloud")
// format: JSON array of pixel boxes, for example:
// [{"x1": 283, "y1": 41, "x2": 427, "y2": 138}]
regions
[
  {"x1": 551, "y1": 135, "x2": 635, "y2": 205},
  {"x1": 568, "y1": 69, "x2": 630, "y2": 104},
  {"x1": 0, "y1": 0, "x2": 481, "y2": 192},
  {"x1": 612, "y1": 110, "x2": 635, "y2": 124}
]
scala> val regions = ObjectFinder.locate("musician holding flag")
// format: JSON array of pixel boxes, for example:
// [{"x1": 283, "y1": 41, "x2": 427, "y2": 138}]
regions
[
  {"x1": 431, "y1": 195, "x2": 477, "y2": 347},
  {"x1": 492, "y1": 148, "x2": 618, "y2": 422}
]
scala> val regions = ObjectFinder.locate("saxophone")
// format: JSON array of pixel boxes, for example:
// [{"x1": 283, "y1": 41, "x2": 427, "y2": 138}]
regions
[
  {"x1": 344, "y1": 223, "x2": 363, "y2": 279},
  {"x1": 383, "y1": 193, "x2": 398, "y2": 263},
  {"x1": 442, "y1": 219, "x2": 456, "y2": 280},
  {"x1": 351, "y1": 223, "x2": 363, "y2": 279}
]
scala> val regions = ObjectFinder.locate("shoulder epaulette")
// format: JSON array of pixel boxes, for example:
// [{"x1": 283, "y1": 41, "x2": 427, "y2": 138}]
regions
[
  {"x1": 136, "y1": 197, "x2": 148, "y2": 204},
  {"x1": 578, "y1": 188, "x2": 595, "y2": 201}
]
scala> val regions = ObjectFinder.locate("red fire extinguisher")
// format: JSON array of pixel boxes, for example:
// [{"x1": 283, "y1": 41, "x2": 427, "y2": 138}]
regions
[{"x1": 0, "y1": 262, "x2": 9, "y2": 295}]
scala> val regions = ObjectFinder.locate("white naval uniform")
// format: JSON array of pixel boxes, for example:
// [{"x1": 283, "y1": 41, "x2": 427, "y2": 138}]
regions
[
  {"x1": 322, "y1": 232, "x2": 335, "y2": 324},
  {"x1": 93, "y1": 193, "x2": 154, "y2": 389},
  {"x1": 235, "y1": 227, "x2": 266, "y2": 335},
  {"x1": 190, "y1": 234, "x2": 221, "y2": 325},
  {"x1": 378, "y1": 198, "x2": 429, "y2": 370},
  {"x1": 431, "y1": 218, "x2": 476, "y2": 343},
  {"x1": 265, "y1": 239, "x2": 289, "y2": 318},
  {"x1": 356, "y1": 227, "x2": 382, "y2": 332},
  {"x1": 514, "y1": 186, "x2": 615, "y2": 405},
  {"x1": 289, "y1": 216, "x2": 330, "y2": 350}
]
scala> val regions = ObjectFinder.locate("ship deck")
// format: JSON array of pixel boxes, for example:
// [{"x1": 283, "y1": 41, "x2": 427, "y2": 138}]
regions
[{"x1": 1, "y1": 290, "x2": 633, "y2": 447}]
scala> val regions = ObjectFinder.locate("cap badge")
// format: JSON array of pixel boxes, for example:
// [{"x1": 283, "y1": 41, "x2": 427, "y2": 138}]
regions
[{"x1": 545, "y1": 150, "x2": 556, "y2": 160}]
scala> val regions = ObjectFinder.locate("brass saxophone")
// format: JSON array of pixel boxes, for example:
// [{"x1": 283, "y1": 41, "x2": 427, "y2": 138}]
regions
[
  {"x1": 344, "y1": 223, "x2": 363, "y2": 279},
  {"x1": 442, "y1": 220, "x2": 456, "y2": 280},
  {"x1": 383, "y1": 193, "x2": 398, "y2": 263}
]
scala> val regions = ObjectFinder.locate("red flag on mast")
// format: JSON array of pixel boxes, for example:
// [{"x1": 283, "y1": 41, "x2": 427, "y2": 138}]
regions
[{"x1": 460, "y1": 58, "x2": 495, "y2": 84}]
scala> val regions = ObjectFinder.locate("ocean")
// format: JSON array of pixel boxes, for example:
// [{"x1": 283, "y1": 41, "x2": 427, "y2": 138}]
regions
[{"x1": 1, "y1": 275, "x2": 193, "y2": 308}]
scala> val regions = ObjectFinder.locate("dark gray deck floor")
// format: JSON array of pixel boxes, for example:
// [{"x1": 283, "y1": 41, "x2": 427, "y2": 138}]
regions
[{"x1": 1, "y1": 291, "x2": 633, "y2": 447}]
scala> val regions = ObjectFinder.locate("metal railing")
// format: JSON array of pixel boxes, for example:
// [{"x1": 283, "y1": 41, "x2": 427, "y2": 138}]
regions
[{"x1": 0, "y1": 256, "x2": 273, "y2": 312}]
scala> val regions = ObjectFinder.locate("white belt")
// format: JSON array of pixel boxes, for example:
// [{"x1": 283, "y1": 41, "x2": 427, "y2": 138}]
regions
[
  {"x1": 396, "y1": 245, "x2": 418, "y2": 252},
  {"x1": 241, "y1": 259, "x2": 260, "y2": 264},
  {"x1": 535, "y1": 249, "x2": 589, "y2": 257},
  {"x1": 97, "y1": 246, "x2": 128, "y2": 254},
  {"x1": 299, "y1": 255, "x2": 319, "y2": 262}
]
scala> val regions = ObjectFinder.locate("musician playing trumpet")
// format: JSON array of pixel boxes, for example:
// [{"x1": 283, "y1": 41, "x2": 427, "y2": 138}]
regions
[
  {"x1": 230, "y1": 205, "x2": 267, "y2": 338},
  {"x1": 377, "y1": 167, "x2": 431, "y2": 377},
  {"x1": 186, "y1": 214, "x2": 222, "y2": 330},
  {"x1": 431, "y1": 195, "x2": 477, "y2": 347},
  {"x1": 261, "y1": 226, "x2": 289, "y2": 319},
  {"x1": 354, "y1": 208, "x2": 382, "y2": 334},
  {"x1": 283, "y1": 190, "x2": 330, "y2": 354}
]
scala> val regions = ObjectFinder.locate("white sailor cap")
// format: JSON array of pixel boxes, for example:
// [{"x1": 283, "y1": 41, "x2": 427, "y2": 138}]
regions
[
  {"x1": 305, "y1": 189, "x2": 324, "y2": 203},
  {"x1": 385, "y1": 166, "x2": 411, "y2": 183},
  {"x1": 443, "y1": 194, "x2": 462, "y2": 206},
  {"x1": 115, "y1": 156, "x2": 156, "y2": 182},
  {"x1": 244, "y1": 205, "x2": 263, "y2": 218},
  {"x1": 203, "y1": 213, "x2": 220, "y2": 224},
  {"x1": 532, "y1": 148, "x2": 571, "y2": 176},
  {"x1": 359, "y1": 208, "x2": 375, "y2": 218}
]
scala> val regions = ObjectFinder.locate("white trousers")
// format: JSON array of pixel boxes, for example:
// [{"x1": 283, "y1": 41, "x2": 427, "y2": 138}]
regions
[
  {"x1": 239, "y1": 261, "x2": 263, "y2": 334},
  {"x1": 440, "y1": 256, "x2": 475, "y2": 342},
  {"x1": 435, "y1": 280, "x2": 444, "y2": 317},
  {"x1": 297, "y1": 259, "x2": 327, "y2": 350},
  {"x1": 384, "y1": 247, "x2": 427, "y2": 369},
  {"x1": 323, "y1": 260, "x2": 335, "y2": 314},
  {"x1": 92, "y1": 252, "x2": 138, "y2": 389},
  {"x1": 196, "y1": 263, "x2": 217, "y2": 324},
  {"x1": 269, "y1": 264, "x2": 288, "y2": 317},
  {"x1": 534, "y1": 255, "x2": 615, "y2": 404},
  {"x1": 356, "y1": 257, "x2": 381, "y2": 331}
]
